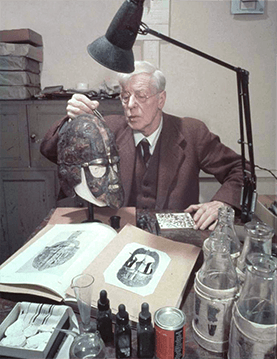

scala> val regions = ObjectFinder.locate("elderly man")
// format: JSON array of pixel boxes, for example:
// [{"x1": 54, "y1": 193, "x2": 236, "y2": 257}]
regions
[{"x1": 40, "y1": 61, "x2": 245, "y2": 230}]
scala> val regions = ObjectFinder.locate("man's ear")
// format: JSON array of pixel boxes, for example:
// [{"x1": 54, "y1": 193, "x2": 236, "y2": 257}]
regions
[{"x1": 158, "y1": 90, "x2": 166, "y2": 110}]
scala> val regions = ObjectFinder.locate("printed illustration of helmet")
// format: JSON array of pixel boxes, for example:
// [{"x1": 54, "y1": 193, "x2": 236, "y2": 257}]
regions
[{"x1": 117, "y1": 247, "x2": 160, "y2": 287}]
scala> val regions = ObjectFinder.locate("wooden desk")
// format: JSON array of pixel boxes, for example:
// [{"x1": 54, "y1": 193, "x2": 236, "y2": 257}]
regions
[{"x1": 0, "y1": 207, "x2": 229, "y2": 359}]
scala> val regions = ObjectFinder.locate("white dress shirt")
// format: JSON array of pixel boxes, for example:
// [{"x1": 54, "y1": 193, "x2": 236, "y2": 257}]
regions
[{"x1": 133, "y1": 117, "x2": 163, "y2": 156}]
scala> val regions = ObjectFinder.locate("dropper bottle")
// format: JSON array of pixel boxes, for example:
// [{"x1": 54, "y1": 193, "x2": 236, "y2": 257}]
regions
[
  {"x1": 96, "y1": 290, "x2": 113, "y2": 343},
  {"x1": 137, "y1": 302, "x2": 155, "y2": 358},
  {"x1": 114, "y1": 304, "x2": 132, "y2": 358}
]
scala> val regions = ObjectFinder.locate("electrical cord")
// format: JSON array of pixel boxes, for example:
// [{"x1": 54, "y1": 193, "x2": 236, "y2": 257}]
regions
[
  {"x1": 255, "y1": 164, "x2": 277, "y2": 217},
  {"x1": 255, "y1": 164, "x2": 277, "y2": 180}
]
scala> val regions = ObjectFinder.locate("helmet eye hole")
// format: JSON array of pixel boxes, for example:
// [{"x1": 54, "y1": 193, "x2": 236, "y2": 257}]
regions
[{"x1": 89, "y1": 165, "x2": 106, "y2": 178}]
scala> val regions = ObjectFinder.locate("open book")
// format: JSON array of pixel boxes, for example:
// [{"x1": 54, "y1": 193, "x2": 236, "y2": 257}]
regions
[
  {"x1": 0, "y1": 219, "x2": 200, "y2": 322},
  {"x1": 0, "y1": 222, "x2": 117, "y2": 301}
]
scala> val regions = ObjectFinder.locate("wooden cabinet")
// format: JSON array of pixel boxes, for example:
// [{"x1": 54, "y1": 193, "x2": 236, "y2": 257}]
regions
[
  {"x1": 0, "y1": 102, "x2": 30, "y2": 168},
  {"x1": 0, "y1": 99, "x2": 123, "y2": 264},
  {"x1": 0, "y1": 170, "x2": 56, "y2": 258},
  {"x1": 27, "y1": 101, "x2": 67, "y2": 168}
]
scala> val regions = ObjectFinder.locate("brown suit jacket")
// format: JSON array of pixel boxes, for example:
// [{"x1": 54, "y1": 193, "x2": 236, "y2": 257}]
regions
[{"x1": 40, "y1": 112, "x2": 244, "y2": 210}]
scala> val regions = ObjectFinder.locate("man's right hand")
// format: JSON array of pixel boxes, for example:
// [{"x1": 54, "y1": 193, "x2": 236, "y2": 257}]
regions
[{"x1": 66, "y1": 93, "x2": 100, "y2": 119}]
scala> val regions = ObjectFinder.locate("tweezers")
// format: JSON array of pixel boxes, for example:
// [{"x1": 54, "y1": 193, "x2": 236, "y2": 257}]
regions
[{"x1": 93, "y1": 109, "x2": 105, "y2": 122}]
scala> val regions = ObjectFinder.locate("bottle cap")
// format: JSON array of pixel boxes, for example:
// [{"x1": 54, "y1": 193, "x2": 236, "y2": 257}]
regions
[
  {"x1": 97, "y1": 290, "x2": 110, "y2": 311},
  {"x1": 139, "y1": 302, "x2": 151, "y2": 324},
  {"x1": 110, "y1": 215, "x2": 121, "y2": 229},
  {"x1": 116, "y1": 304, "x2": 129, "y2": 325}
]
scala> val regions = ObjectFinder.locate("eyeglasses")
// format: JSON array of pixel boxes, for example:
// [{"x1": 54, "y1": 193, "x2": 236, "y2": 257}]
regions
[{"x1": 120, "y1": 90, "x2": 160, "y2": 104}]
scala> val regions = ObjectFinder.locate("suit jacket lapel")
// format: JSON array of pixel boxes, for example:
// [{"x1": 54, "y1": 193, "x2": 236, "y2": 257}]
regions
[{"x1": 156, "y1": 113, "x2": 187, "y2": 209}]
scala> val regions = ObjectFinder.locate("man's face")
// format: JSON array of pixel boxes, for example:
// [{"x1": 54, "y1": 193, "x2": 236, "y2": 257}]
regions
[{"x1": 120, "y1": 73, "x2": 166, "y2": 137}]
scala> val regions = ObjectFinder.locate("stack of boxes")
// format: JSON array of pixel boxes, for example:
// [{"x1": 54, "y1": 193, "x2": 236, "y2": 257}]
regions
[{"x1": 0, "y1": 28, "x2": 43, "y2": 100}]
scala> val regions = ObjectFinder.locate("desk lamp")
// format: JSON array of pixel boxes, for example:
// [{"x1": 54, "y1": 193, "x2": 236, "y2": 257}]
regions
[{"x1": 87, "y1": 0, "x2": 257, "y2": 223}]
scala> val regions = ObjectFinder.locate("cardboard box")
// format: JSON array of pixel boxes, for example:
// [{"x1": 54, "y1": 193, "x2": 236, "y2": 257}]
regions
[
  {"x1": 0, "y1": 55, "x2": 40, "y2": 73},
  {"x1": 255, "y1": 195, "x2": 277, "y2": 237},
  {"x1": 0, "y1": 43, "x2": 43, "y2": 62},
  {"x1": 0, "y1": 29, "x2": 43, "y2": 47},
  {"x1": 0, "y1": 71, "x2": 40, "y2": 86},
  {"x1": 0, "y1": 85, "x2": 40, "y2": 100},
  {"x1": 155, "y1": 212, "x2": 195, "y2": 229}
]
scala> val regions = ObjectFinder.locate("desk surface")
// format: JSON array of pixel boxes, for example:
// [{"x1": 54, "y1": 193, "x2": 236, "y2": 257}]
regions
[{"x1": 0, "y1": 207, "x2": 233, "y2": 359}]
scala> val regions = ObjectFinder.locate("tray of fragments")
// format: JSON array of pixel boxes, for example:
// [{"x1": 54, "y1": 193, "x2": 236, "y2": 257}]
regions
[{"x1": 0, "y1": 301, "x2": 70, "y2": 359}]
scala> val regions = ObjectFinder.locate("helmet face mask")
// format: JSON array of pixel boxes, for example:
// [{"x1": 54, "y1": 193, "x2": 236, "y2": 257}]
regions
[{"x1": 57, "y1": 114, "x2": 124, "y2": 209}]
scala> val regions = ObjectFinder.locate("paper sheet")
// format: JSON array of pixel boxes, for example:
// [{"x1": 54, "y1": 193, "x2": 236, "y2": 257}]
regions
[{"x1": 104, "y1": 242, "x2": 171, "y2": 296}]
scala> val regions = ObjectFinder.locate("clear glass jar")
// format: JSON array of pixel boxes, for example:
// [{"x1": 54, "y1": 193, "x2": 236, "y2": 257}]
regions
[
  {"x1": 228, "y1": 253, "x2": 277, "y2": 359},
  {"x1": 203, "y1": 206, "x2": 241, "y2": 265},
  {"x1": 199, "y1": 232, "x2": 238, "y2": 290},
  {"x1": 236, "y1": 220, "x2": 274, "y2": 281},
  {"x1": 69, "y1": 331, "x2": 106, "y2": 359},
  {"x1": 192, "y1": 234, "x2": 239, "y2": 353}
]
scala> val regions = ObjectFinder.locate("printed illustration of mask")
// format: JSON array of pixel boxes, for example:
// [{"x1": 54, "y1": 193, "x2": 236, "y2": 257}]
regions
[
  {"x1": 117, "y1": 247, "x2": 160, "y2": 287},
  {"x1": 57, "y1": 114, "x2": 124, "y2": 209}
]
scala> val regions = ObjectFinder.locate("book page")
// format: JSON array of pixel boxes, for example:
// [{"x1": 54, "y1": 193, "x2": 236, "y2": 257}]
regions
[{"x1": 0, "y1": 223, "x2": 116, "y2": 298}]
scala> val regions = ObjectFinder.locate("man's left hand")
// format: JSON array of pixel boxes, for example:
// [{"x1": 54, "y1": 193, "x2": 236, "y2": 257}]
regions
[{"x1": 185, "y1": 201, "x2": 227, "y2": 230}]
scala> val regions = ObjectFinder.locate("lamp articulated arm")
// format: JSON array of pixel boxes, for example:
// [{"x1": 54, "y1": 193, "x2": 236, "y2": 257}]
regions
[{"x1": 236, "y1": 69, "x2": 257, "y2": 222}]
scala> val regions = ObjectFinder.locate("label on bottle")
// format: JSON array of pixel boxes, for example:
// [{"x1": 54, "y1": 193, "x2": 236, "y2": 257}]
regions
[{"x1": 116, "y1": 334, "x2": 131, "y2": 358}]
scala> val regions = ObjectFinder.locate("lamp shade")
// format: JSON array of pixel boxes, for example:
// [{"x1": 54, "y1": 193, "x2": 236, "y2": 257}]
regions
[{"x1": 87, "y1": 0, "x2": 144, "y2": 73}]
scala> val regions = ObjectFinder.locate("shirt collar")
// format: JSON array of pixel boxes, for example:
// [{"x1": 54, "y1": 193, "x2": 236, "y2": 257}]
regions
[{"x1": 133, "y1": 116, "x2": 163, "y2": 154}]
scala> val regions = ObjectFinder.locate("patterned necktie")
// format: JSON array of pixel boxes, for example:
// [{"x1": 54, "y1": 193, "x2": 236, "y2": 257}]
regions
[{"x1": 139, "y1": 138, "x2": 151, "y2": 165}]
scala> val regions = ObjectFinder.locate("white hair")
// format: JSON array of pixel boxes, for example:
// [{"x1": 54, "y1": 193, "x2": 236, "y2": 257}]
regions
[{"x1": 117, "y1": 61, "x2": 166, "y2": 92}]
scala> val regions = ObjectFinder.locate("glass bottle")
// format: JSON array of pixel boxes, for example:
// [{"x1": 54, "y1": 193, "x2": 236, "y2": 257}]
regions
[
  {"x1": 114, "y1": 304, "x2": 132, "y2": 358},
  {"x1": 193, "y1": 233, "x2": 239, "y2": 353},
  {"x1": 228, "y1": 253, "x2": 277, "y2": 359},
  {"x1": 203, "y1": 205, "x2": 241, "y2": 264},
  {"x1": 137, "y1": 302, "x2": 155, "y2": 358},
  {"x1": 70, "y1": 331, "x2": 106, "y2": 359},
  {"x1": 97, "y1": 290, "x2": 113, "y2": 343},
  {"x1": 236, "y1": 220, "x2": 274, "y2": 282}
]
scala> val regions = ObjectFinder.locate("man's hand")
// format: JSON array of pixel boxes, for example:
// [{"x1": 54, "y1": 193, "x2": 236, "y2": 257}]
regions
[
  {"x1": 185, "y1": 201, "x2": 227, "y2": 230},
  {"x1": 66, "y1": 93, "x2": 99, "y2": 119}
]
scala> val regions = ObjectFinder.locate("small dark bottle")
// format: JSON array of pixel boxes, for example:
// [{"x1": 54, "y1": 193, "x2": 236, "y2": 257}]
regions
[
  {"x1": 96, "y1": 290, "x2": 113, "y2": 343},
  {"x1": 114, "y1": 304, "x2": 132, "y2": 358},
  {"x1": 137, "y1": 303, "x2": 155, "y2": 358}
]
